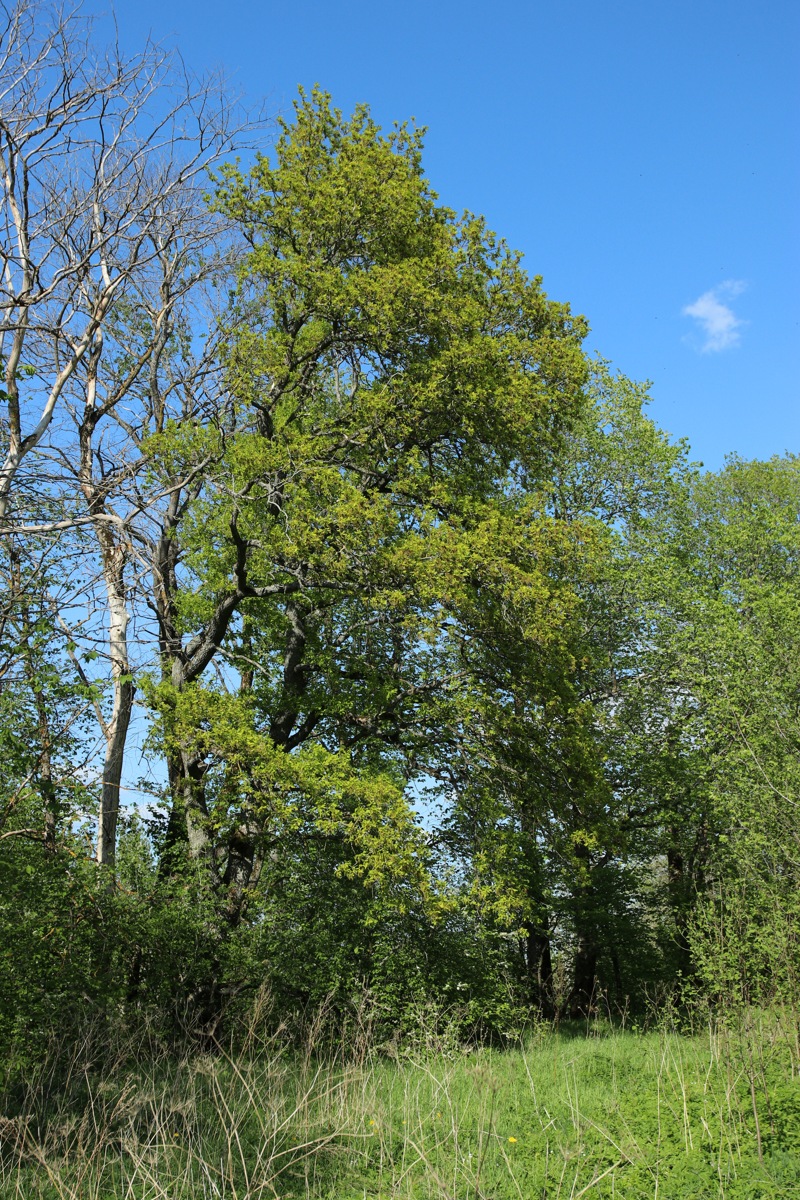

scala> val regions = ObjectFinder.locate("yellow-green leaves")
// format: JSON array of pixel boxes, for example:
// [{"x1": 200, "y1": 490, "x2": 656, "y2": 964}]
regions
[
  {"x1": 147, "y1": 87, "x2": 594, "y2": 953},
  {"x1": 157, "y1": 681, "x2": 430, "y2": 903}
]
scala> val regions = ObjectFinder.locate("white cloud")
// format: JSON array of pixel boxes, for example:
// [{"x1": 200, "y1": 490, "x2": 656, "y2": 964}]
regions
[{"x1": 682, "y1": 280, "x2": 747, "y2": 352}]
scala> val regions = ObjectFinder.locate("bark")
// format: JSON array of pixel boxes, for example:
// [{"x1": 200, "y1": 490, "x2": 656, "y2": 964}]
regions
[
  {"x1": 567, "y1": 840, "x2": 601, "y2": 1018},
  {"x1": 667, "y1": 841, "x2": 693, "y2": 975},
  {"x1": 78, "y1": 362, "x2": 135, "y2": 870},
  {"x1": 217, "y1": 601, "x2": 315, "y2": 926},
  {"x1": 222, "y1": 823, "x2": 257, "y2": 927},
  {"x1": 95, "y1": 539, "x2": 135, "y2": 868},
  {"x1": 610, "y1": 946, "x2": 624, "y2": 1006},
  {"x1": 569, "y1": 933, "x2": 599, "y2": 1018},
  {"x1": 220, "y1": 620, "x2": 258, "y2": 926},
  {"x1": 269, "y1": 600, "x2": 313, "y2": 749},
  {"x1": 526, "y1": 925, "x2": 554, "y2": 1016},
  {"x1": 181, "y1": 749, "x2": 213, "y2": 862}
]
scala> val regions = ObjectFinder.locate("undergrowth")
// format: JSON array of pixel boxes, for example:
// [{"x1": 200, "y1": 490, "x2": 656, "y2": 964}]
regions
[{"x1": 1, "y1": 1004, "x2": 798, "y2": 1198}]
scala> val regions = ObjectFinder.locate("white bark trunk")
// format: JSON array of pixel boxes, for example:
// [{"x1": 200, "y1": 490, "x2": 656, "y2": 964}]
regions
[{"x1": 96, "y1": 563, "x2": 134, "y2": 867}]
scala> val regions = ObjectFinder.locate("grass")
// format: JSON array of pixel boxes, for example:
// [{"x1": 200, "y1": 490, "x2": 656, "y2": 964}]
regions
[{"x1": 1, "y1": 1007, "x2": 799, "y2": 1198}]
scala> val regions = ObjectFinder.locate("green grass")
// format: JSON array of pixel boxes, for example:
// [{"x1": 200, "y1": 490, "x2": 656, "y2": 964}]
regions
[{"x1": 2, "y1": 1010, "x2": 799, "y2": 1198}]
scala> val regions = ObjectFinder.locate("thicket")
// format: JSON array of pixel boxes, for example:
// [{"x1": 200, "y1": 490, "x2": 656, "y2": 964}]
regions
[{"x1": 1, "y1": 0, "x2": 798, "y2": 1105}]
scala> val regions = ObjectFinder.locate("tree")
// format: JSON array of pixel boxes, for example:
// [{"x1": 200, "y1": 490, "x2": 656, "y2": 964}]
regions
[
  {"x1": 438, "y1": 363, "x2": 695, "y2": 1014},
  {"x1": 138, "y1": 88, "x2": 590, "y2": 943},
  {"x1": 666, "y1": 456, "x2": 800, "y2": 1006},
  {"x1": 0, "y1": 0, "x2": 248, "y2": 866}
]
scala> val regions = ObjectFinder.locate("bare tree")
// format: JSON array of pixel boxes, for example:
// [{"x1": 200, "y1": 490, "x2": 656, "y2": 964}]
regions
[
  {"x1": 0, "y1": 0, "x2": 254, "y2": 867},
  {"x1": 74, "y1": 241, "x2": 238, "y2": 868}
]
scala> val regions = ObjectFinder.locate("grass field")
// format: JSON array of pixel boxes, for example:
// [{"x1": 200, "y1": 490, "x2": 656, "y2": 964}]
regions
[{"x1": 1, "y1": 1008, "x2": 798, "y2": 1198}]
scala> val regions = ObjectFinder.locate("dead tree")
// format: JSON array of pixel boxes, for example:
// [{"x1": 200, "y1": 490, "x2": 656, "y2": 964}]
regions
[{"x1": 0, "y1": 0, "x2": 253, "y2": 867}]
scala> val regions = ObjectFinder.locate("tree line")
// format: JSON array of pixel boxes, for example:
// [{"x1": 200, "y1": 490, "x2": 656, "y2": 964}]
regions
[{"x1": 1, "y1": 1, "x2": 797, "y2": 1057}]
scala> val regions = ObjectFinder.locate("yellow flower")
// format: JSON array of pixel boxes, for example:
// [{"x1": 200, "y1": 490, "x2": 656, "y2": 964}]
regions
[{"x1": 508, "y1": 1136, "x2": 517, "y2": 1144}]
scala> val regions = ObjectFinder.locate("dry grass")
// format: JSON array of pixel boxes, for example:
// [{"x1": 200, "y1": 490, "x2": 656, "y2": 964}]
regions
[{"x1": 1, "y1": 1003, "x2": 798, "y2": 1199}]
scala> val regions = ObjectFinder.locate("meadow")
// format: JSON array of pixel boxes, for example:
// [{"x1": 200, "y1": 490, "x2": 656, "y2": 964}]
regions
[{"x1": 2, "y1": 1007, "x2": 798, "y2": 1200}]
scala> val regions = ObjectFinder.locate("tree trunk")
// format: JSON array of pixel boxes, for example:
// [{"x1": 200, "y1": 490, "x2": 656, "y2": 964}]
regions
[
  {"x1": 569, "y1": 933, "x2": 599, "y2": 1018},
  {"x1": 667, "y1": 840, "x2": 693, "y2": 977},
  {"x1": 222, "y1": 824, "x2": 257, "y2": 927},
  {"x1": 77, "y1": 347, "x2": 136, "y2": 871},
  {"x1": 78, "y1": 487, "x2": 134, "y2": 869},
  {"x1": 161, "y1": 742, "x2": 213, "y2": 865},
  {"x1": 526, "y1": 925, "x2": 554, "y2": 1016},
  {"x1": 610, "y1": 945, "x2": 624, "y2": 1008},
  {"x1": 567, "y1": 839, "x2": 601, "y2": 1017},
  {"x1": 96, "y1": 565, "x2": 134, "y2": 867},
  {"x1": 181, "y1": 747, "x2": 213, "y2": 861}
]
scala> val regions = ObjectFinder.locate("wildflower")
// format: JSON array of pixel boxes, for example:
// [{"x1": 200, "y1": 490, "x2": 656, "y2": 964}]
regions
[{"x1": 508, "y1": 1136, "x2": 517, "y2": 1144}]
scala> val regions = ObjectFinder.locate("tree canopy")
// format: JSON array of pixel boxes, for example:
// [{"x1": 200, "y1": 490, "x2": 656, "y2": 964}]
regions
[{"x1": 1, "y1": 6, "x2": 797, "y2": 1055}]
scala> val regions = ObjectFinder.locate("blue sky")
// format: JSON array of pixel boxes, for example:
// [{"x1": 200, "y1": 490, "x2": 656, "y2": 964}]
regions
[{"x1": 110, "y1": 0, "x2": 798, "y2": 470}]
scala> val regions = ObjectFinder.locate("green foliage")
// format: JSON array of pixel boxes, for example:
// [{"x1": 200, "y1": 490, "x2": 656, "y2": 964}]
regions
[
  {"x1": 3, "y1": 1019, "x2": 797, "y2": 1198},
  {"x1": 674, "y1": 457, "x2": 800, "y2": 1006},
  {"x1": 1, "y1": 83, "x2": 799, "y2": 1069},
  {"x1": 436, "y1": 360, "x2": 697, "y2": 1012},
  {"x1": 132, "y1": 86, "x2": 596, "y2": 1031}
]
